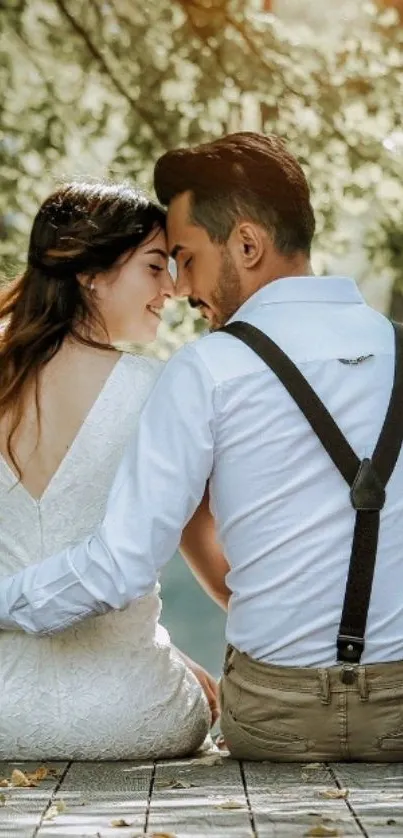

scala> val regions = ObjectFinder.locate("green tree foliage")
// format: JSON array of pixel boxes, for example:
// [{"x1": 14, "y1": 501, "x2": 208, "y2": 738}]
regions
[{"x1": 1, "y1": 0, "x2": 403, "y2": 347}]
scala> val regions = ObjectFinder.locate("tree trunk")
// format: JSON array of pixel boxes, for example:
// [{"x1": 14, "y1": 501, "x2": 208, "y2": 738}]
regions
[{"x1": 389, "y1": 279, "x2": 403, "y2": 321}]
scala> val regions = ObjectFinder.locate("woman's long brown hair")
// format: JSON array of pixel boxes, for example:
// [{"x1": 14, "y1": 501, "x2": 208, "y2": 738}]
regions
[{"x1": 0, "y1": 181, "x2": 166, "y2": 478}]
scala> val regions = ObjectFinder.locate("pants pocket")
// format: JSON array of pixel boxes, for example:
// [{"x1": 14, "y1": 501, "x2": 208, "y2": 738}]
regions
[
  {"x1": 372, "y1": 684, "x2": 403, "y2": 752},
  {"x1": 379, "y1": 731, "x2": 403, "y2": 752},
  {"x1": 222, "y1": 709, "x2": 309, "y2": 759}
]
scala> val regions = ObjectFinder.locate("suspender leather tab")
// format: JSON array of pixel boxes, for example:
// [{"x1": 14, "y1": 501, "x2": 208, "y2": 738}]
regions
[
  {"x1": 337, "y1": 634, "x2": 365, "y2": 664},
  {"x1": 350, "y1": 458, "x2": 386, "y2": 511}
]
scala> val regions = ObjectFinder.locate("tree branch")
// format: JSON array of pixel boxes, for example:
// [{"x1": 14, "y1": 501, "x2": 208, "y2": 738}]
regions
[
  {"x1": 54, "y1": 0, "x2": 167, "y2": 147},
  {"x1": 176, "y1": 0, "x2": 257, "y2": 102},
  {"x1": 224, "y1": 12, "x2": 367, "y2": 160}
]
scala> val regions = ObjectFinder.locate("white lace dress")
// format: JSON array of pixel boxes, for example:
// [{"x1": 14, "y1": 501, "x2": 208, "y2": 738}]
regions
[{"x1": 0, "y1": 353, "x2": 210, "y2": 760}]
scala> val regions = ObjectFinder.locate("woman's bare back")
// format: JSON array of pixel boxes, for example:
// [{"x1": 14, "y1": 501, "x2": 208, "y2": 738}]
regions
[{"x1": 0, "y1": 342, "x2": 121, "y2": 500}]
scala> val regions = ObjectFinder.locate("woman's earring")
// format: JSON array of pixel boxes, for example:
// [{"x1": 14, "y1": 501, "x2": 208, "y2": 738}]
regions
[{"x1": 90, "y1": 281, "x2": 95, "y2": 292}]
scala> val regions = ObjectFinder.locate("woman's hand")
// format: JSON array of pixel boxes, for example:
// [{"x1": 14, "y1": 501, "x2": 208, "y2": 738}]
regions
[{"x1": 177, "y1": 649, "x2": 220, "y2": 725}]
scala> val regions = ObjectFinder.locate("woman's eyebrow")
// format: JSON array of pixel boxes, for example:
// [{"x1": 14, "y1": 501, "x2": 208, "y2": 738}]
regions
[{"x1": 144, "y1": 247, "x2": 168, "y2": 258}]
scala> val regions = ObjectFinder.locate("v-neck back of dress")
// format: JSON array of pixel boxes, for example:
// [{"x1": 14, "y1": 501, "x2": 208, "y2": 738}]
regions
[
  {"x1": 0, "y1": 354, "x2": 126, "y2": 506},
  {"x1": 0, "y1": 353, "x2": 159, "y2": 574}
]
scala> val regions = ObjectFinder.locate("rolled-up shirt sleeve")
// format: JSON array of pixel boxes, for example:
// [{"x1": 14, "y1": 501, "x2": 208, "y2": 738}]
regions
[{"x1": 0, "y1": 343, "x2": 216, "y2": 634}]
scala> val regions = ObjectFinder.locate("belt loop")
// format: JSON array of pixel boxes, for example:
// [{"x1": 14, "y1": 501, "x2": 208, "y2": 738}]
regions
[
  {"x1": 318, "y1": 669, "x2": 331, "y2": 705},
  {"x1": 223, "y1": 644, "x2": 235, "y2": 676},
  {"x1": 357, "y1": 666, "x2": 369, "y2": 701}
]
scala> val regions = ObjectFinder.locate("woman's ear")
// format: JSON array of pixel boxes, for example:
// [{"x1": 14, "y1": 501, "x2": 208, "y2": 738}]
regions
[{"x1": 77, "y1": 272, "x2": 95, "y2": 293}]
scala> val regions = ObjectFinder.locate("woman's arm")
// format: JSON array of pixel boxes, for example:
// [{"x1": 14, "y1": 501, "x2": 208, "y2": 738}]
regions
[{"x1": 180, "y1": 486, "x2": 231, "y2": 611}]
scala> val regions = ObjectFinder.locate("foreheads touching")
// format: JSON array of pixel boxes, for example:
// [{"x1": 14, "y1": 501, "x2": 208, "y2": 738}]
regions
[{"x1": 154, "y1": 132, "x2": 315, "y2": 329}]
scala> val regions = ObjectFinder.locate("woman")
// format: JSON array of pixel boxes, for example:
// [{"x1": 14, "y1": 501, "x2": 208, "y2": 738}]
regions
[{"x1": 0, "y1": 181, "x2": 217, "y2": 760}]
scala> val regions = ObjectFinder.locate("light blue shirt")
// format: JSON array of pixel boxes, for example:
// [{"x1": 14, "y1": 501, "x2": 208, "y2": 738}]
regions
[{"x1": 1, "y1": 276, "x2": 402, "y2": 666}]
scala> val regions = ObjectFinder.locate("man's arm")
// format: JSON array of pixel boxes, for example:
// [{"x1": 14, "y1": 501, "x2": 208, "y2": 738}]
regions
[
  {"x1": 0, "y1": 344, "x2": 215, "y2": 634},
  {"x1": 180, "y1": 487, "x2": 231, "y2": 611}
]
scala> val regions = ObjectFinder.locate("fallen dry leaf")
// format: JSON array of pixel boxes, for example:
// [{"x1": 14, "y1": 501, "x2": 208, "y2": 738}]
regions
[
  {"x1": 156, "y1": 777, "x2": 196, "y2": 790},
  {"x1": 130, "y1": 834, "x2": 177, "y2": 838},
  {"x1": 305, "y1": 825, "x2": 340, "y2": 837},
  {"x1": 216, "y1": 799, "x2": 245, "y2": 809},
  {"x1": 319, "y1": 788, "x2": 349, "y2": 800},
  {"x1": 132, "y1": 834, "x2": 177, "y2": 838},
  {"x1": 43, "y1": 805, "x2": 59, "y2": 821},
  {"x1": 198, "y1": 754, "x2": 223, "y2": 766},
  {"x1": 26, "y1": 766, "x2": 49, "y2": 783},
  {"x1": 8, "y1": 766, "x2": 53, "y2": 788},
  {"x1": 11, "y1": 769, "x2": 31, "y2": 787},
  {"x1": 46, "y1": 767, "x2": 61, "y2": 779},
  {"x1": 43, "y1": 800, "x2": 66, "y2": 821},
  {"x1": 0, "y1": 779, "x2": 10, "y2": 788},
  {"x1": 171, "y1": 780, "x2": 194, "y2": 789},
  {"x1": 111, "y1": 819, "x2": 133, "y2": 828}
]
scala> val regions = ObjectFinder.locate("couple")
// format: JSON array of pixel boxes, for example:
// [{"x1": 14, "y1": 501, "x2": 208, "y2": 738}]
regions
[{"x1": 1, "y1": 131, "x2": 403, "y2": 763}]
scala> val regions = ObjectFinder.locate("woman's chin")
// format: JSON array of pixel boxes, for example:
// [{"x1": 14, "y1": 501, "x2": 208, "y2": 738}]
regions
[
  {"x1": 141, "y1": 323, "x2": 160, "y2": 344},
  {"x1": 127, "y1": 327, "x2": 160, "y2": 347},
  {"x1": 111, "y1": 317, "x2": 160, "y2": 348}
]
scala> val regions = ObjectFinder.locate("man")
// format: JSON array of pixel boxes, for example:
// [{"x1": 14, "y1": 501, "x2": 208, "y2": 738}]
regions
[{"x1": 1, "y1": 132, "x2": 403, "y2": 761}]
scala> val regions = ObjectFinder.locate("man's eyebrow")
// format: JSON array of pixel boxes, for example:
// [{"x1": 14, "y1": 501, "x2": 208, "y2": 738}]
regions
[
  {"x1": 144, "y1": 248, "x2": 168, "y2": 258},
  {"x1": 170, "y1": 244, "x2": 184, "y2": 259}
]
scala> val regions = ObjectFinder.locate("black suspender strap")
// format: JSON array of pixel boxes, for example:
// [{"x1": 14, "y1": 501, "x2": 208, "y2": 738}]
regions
[{"x1": 220, "y1": 320, "x2": 403, "y2": 664}]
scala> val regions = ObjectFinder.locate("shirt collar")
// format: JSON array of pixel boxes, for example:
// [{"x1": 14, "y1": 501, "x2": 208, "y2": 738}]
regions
[{"x1": 228, "y1": 276, "x2": 365, "y2": 323}]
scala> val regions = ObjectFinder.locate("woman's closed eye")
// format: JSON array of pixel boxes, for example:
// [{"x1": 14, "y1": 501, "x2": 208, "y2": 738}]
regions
[
  {"x1": 184, "y1": 256, "x2": 193, "y2": 270},
  {"x1": 149, "y1": 263, "x2": 164, "y2": 274}
]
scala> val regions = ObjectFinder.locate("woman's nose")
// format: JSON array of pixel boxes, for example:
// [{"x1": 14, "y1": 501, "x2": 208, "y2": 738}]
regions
[{"x1": 160, "y1": 268, "x2": 175, "y2": 299}]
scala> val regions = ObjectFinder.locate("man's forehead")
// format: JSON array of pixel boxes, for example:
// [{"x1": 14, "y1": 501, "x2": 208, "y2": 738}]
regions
[
  {"x1": 167, "y1": 191, "x2": 191, "y2": 222},
  {"x1": 166, "y1": 192, "x2": 194, "y2": 252}
]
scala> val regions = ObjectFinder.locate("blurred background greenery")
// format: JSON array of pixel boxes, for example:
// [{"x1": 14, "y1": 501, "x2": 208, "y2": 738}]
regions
[
  {"x1": 161, "y1": 555, "x2": 226, "y2": 677},
  {"x1": 1, "y1": 0, "x2": 403, "y2": 673}
]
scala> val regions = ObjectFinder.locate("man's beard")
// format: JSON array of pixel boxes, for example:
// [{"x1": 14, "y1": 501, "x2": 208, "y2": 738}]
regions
[{"x1": 210, "y1": 250, "x2": 243, "y2": 331}]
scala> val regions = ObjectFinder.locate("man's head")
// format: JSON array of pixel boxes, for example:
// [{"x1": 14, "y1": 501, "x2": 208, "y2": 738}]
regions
[{"x1": 154, "y1": 132, "x2": 315, "y2": 330}]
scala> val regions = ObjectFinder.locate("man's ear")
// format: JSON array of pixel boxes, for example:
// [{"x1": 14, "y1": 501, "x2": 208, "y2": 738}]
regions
[{"x1": 231, "y1": 222, "x2": 265, "y2": 269}]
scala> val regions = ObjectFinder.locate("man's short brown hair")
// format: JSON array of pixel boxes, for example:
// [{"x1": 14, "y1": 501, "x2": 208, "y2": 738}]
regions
[{"x1": 154, "y1": 132, "x2": 315, "y2": 256}]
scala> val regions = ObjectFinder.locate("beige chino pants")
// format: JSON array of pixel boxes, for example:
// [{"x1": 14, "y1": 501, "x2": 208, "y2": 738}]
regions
[{"x1": 220, "y1": 645, "x2": 403, "y2": 761}]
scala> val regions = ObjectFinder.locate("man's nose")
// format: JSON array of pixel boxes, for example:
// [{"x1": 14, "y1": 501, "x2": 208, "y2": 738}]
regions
[{"x1": 175, "y1": 271, "x2": 191, "y2": 299}]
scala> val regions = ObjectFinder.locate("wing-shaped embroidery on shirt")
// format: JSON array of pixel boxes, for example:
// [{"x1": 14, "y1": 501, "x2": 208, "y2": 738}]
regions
[{"x1": 338, "y1": 354, "x2": 374, "y2": 365}]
